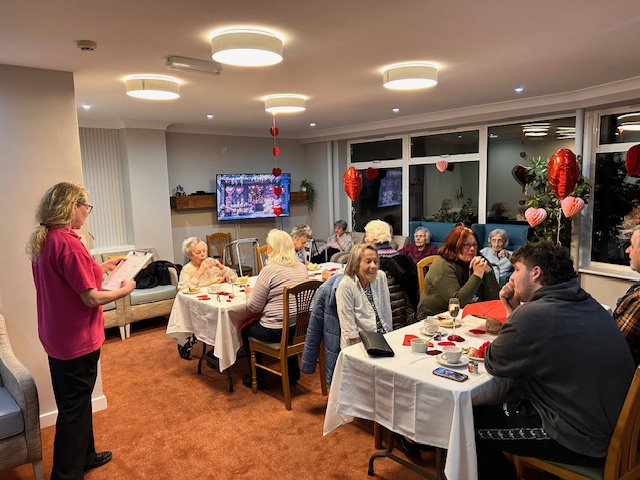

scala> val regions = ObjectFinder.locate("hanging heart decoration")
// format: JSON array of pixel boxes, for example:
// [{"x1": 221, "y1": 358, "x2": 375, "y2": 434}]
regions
[
  {"x1": 272, "y1": 147, "x2": 280, "y2": 157},
  {"x1": 525, "y1": 207, "x2": 548, "y2": 227},
  {"x1": 548, "y1": 148, "x2": 578, "y2": 199},
  {"x1": 269, "y1": 127, "x2": 279, "y2": 137},
  {"x1": 272, "y1": 167, "x2": 282, "y2": 177},
  {"x1": 560, "y1": 196, "x2": 585, "y2": 218},
  {"x1": 343, "y1": 166, "x2": 363, "y2": 201},
  {"x1": 273, "y1": 206, "x2": 282, "y2": 216},
  {"x1": 511, "y1": 164, "x2": 528, "y2": 188},
  {"x1": 436, "y1": 160, "x2": 449, "y2": 172},
  {"x1": 272, "y1": 186, "x2": 283, "y2": 196},
  {"x1": 365, "y1": 167, "x2": 379, "y2": 181},
  {"x1": 626, "y1": 144, "x2": 640, "y2": 177}
]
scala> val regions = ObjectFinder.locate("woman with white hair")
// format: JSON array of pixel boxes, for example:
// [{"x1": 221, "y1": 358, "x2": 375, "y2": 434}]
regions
[
  {"x1": 399, "y1": 226, "x2": 438, "y2": 263},
  {"x1": 241, "y1": 229, "x2": 309, "y2": 389},
  {"x1": 177, "y1": 237, "x2": 237, "y2": 290},
  {"x1": 290, "y1": 224, "x2": 313, "y2": 263},
  {"x1": 479, "y1": 228, "x2": 513, "y2": 285},
  {"x1": 364, "y1": 219, "x2": 397, "y2": 257}
]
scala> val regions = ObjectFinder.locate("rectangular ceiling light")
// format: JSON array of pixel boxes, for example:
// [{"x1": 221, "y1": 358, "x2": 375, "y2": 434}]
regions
[{"x1": 165, "y1": 56, "x2": 223, "y2": 75}]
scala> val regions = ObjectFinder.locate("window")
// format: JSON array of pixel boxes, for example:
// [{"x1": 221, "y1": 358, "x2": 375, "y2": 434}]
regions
[
  {"x1": 351, "y1": 139, "x2": 402, "y2": 162},
  {"x1": 352, "y1": 167, "x2": 403, "y2": 233},
  {"x1": 411, "y1": 131, "x2": 479, "y2": 157}
]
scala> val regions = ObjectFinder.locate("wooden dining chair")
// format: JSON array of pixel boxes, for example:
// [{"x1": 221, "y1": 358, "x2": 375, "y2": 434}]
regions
[
  {"x1": 417, "y1": 255, "x2": 439, "y2": 296},
  {"x1": 249, "y1": 279, "x2": 322, "y2": 410},
  {"x1": 513, "y1": 364, "x2": 640, "y2": 480},
  {"x1": 256, "y1": 244, "x2": 269, "y2": 273},
  {"x1": 205, "y1": 232, "x2": 232, "y2": 259}
]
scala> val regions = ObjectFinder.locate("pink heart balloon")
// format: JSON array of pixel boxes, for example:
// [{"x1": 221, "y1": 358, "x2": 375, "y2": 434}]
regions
[
  {"x1": 436, "y1": 160, "x2": 449, "y2": 172},
  {"x1": 525, "y1": 207, "x2": 548, "y2": 227},
  {"x1": 560, "y1": 196, "x2": 585, "y2": 218}
]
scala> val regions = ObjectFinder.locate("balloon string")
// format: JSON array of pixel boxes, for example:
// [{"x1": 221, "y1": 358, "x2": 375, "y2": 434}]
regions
[
  {"x1": 351, "y1": 206, "x2": 356, "y2": 231},
  {"x1": 272, "y1": 114, "x2": 278, "y2": 168},
  {"x1": 556, "y1": 208, "x2": 562, "y2": 245}
]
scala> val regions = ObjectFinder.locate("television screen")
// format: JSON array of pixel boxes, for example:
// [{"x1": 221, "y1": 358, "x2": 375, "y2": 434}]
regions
[
  {"x1": 216, "y1": 173, "x2": 291, "y2": 221},
  {"x1": 377, "y1": 169, "x2": 403, "y2": 207}
]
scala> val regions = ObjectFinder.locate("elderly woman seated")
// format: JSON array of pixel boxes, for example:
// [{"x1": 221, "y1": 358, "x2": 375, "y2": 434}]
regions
[
  {"x1": 310, "y1": 219, "x2": 353, "y2": 264},
  {"x1": 364, "y1": 219, "x2": 418, "y2": 329},
  {"x1": 178, "y1": 237, "x2": 237, "y2": 291},
  {"x1": 399, "y1": 226, "x2": 438, "y2": 263},
  {"x1": 479, "y1": 228, "x2": 514, "y2": 286},
  {"x1": 290, "y1": 224, "x2": 313, "y2": 263}
]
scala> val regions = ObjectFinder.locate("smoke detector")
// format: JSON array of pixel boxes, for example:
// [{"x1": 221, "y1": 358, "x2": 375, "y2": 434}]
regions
[{"x1": 76, "y1": 40, "x2": 97, "y2": 52}]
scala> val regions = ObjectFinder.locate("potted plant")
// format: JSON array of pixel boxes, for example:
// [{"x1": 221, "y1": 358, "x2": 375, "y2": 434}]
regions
[{"x1": 300, "y1": 179, "x2": 315, "y2": 211}]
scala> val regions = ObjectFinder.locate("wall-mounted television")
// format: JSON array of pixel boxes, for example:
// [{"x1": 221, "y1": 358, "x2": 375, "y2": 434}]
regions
[
  {"x1": 216, "y1": 173, "x2": 291, "y2": 221},
  {"x1": 377, "y1": 169, "x2": 402, "y2": 207}
]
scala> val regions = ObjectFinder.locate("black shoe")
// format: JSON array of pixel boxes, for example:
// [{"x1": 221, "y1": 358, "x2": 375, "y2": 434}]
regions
[
  {"x1": 289, "y1": 372, "x2": 301, "y2": 385},
  {"x1": 397, "y1": 435, "x2": 421, "y2": 459},
  {"x1": 242, "y1": 374, "x2": 264, "y2": 390},
  {"x1": 177, "y1": 343, "x2": 191, "y2": 360},
  {"x1": 84, "y1": 451, "x2": 112, "y2": 472}
]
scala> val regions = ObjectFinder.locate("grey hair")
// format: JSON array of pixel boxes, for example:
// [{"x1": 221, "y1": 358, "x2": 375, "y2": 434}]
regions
[
  {"x1": 364, "y1": 219, "x2": 392, "y2": 244},
  {"x1": 290, "y1": 224, "x2": 313, "y2": 240},
  {"x1": 488, "y1": 228, "x2": 509, "y2": 248},
  {"x1": 334, "y1": 219, "x2": 348, "y2": 230},
  {"x1": 182, "y1": 237, "x2": 204, "y2": 257},
  {"x1": 414, "y1": 226, "x2": 431, "y2": 243}
]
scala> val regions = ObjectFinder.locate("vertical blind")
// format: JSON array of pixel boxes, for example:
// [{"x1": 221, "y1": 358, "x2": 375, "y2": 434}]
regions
[{"x1": 79, "y1": 128, "x2": 128, "y2": 248}]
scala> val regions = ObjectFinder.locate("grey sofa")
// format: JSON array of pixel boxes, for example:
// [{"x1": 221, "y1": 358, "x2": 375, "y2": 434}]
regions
[{"x1": 0, "y1": 314, "x2": 43, "y2": 479}]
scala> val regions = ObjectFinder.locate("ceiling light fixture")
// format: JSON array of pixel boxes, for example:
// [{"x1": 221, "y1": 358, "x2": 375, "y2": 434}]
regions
[
  {"x1": 211, "y1": 28, "x2": 283, "y2": 67},
  {"x1": 382, "y1": 62, "x2": 438, "y2": 90},
  {"x1": 392, "y1": 108, "x2": 400, "y2": 113},
  {"x1": 165, "y1": 56, "x2": 223, "y2": 75},
  {"x1": 81, "y1": 104, "x2": 91, "y2": 110},
  {"x1": 206, "y1": 114, "x2": 214, "y2": 119},
  {"x1": 125, "y1": 76, "x2": 180, "y2": 100},
  {"x1": 515, "y1": 86, "x2": 524, "y2": 93},
  {"x1": 264, "y1": 94, "x2": 306, "y2": 114},
  {"x1": 617, "y1": 112, "x2": 640, "y2": 131}
]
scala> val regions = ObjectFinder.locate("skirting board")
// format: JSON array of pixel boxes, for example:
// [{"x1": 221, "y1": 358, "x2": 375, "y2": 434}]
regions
[{"x1": 39, "y1": 394, "x2": 108, "y2": 428}]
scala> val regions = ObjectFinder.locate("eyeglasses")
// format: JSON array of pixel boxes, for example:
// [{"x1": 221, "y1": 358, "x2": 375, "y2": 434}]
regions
[
  {"x1": 462, "y1": 243, "x2": 478, "y2": 250},
  {"x1": 78, "y1": 202, "x2": 94, "y2": 214}
]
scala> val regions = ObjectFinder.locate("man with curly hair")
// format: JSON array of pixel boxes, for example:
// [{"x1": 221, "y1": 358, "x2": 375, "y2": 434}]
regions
[{"x1": 472, "y1": 241, "x2": 634, "y2": 480}]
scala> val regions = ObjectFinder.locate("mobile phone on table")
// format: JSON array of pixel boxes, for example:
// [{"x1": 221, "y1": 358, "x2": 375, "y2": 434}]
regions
[{"x1": 433, "y1": 367, "x2": 468, "y2": 382}]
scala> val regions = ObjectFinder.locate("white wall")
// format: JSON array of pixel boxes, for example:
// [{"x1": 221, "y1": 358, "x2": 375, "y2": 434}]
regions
[{"x1": 0, "y1": 64, "x2": 105, "y2": 427}]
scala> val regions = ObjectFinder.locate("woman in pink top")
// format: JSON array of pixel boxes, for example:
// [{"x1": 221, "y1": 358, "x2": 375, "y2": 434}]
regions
[
  {"x1": 27, "y1": 182, "x2": 135, "y2": 480},
  {"x1": 241, "y1": 229, "x2": 308, "y2": 389}
]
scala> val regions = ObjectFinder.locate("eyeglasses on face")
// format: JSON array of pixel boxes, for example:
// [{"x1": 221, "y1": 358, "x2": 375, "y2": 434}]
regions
[
  {"x1": 462, "y1": 243, "x2": 478, "y2": 250},
  {"x1": 78, "y1": 202, "x2": 94, "y2": 213}
]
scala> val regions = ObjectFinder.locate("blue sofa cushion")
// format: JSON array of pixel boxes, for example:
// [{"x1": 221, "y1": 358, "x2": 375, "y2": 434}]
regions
[
  {"x1": 0, "y1": 386, "x2": 23, "y2": 441},
  {"x1": 130, "y1": 285, "x2": 177, "y2": 306},
  {"x1": 472, "y1": 223, "x2": 530, "y2": 251},
  {"x1": 408, "y1": 221, "x2": 457, "y2": 247}
]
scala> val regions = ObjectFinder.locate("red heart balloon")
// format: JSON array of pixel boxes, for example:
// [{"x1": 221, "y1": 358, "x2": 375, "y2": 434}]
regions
[
  {"x1": 269, "y1": 127, "x2": 279, "y2": 137},
  {"x1": 273, "y1": 206, "x2": 282, "y2": 216},
  {"x1": 272, "y1": 186, "x2": 283, "y2": 196},
  {"x1": 272, "y1": 167, "x2": 282, "y2": 177},
  {"x1": 343, "y1": 166, "x2": 362, "y2": 201},
  {"x1": 511, "y1": 164, "x2": 527, "y2": 188},
  {"x1": 272, "y1": 146, "x2": 280, "y2": 157},
  {"x1": 365, "y1": 167, "x2": 379, "y2": 181},
  {"x1": 548, "y1": 148, "x2": 578, "y2": 199},
  {"x1": 626, "y1": 144, "x2": 640, "y2": 177}
]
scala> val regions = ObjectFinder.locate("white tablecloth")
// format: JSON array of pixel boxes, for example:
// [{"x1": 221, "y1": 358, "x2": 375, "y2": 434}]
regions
[{"x1": 323, "y1": 315, "x2": 513, "y2": 480}]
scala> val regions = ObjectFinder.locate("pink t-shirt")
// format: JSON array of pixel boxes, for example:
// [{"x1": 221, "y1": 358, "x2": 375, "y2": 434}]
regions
[{"x1": 32, "y1": 227, "x2": 105, "y2": 360}]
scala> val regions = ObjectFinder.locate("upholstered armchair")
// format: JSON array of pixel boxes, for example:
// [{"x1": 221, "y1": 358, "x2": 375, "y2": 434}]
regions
[{"x1": 0, "y1": 314, "x2": 43, "y2": 479}]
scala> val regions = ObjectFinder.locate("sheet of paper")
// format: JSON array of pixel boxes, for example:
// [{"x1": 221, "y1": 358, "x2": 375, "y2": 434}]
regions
[{"x1": 102, "y1": 251, "x2": 152, "y2": 290}]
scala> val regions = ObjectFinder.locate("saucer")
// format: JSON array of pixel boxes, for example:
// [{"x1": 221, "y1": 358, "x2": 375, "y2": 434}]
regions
[
  {"x1": 468, "y1": 355, "x2": 484, "y2": 362},
  {"x1": 436, "y1": 353, "x2": 469, "y2": 368},
  {"x1": 439, "y1": 321, "x2": 462, "y2": 329},
  {"x1": 182, "y1": 289, "x2": 201, "y2": 295},
  {"x1": 419, "y1": 326, "x2": 442, "y2": 337}
]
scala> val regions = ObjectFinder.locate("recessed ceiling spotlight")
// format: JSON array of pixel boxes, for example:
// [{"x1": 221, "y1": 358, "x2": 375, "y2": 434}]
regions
[
  {"x1": 514, "y1": 86, "x2": 524, "y2": 93},
  {"x1": 81, "y1": 104, "x2": 91, "y2": 110},
  {"x1": 392, "y1": 108, "x2": 400, "y2": 113},
  {"x1": 309, "y1": 123, "x2": 316, "y2": 127},
  {"x1": 207, "y1": 114, "x2": 214, "y2": 119}
]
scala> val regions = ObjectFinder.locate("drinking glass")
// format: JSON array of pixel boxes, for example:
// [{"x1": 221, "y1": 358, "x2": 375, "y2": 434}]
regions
[{"x1": 448, "y1": 298, "x2": 461, "y2": 335}]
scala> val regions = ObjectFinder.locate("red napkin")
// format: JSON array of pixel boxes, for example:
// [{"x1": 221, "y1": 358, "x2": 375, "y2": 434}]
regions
[
  {"x1": 427, "y1": 349, "x2": 441, "y2": 356},
  {"x1": 197, "y1": 295, "x2": 210, "y2": 300},
  {"x1": 462, "y1": 299, "x2": 507, "y2": 323},
  {"x1": 469, "y1": 329, "x2": 486, "y2": 335},
  {"x1": 403, "y1": 334, "x2": 418, "y2": 346},
  {"x1": 330, "y1": 268, "x2": 339, "y2": 271},
  {"x1": 438, "y1": 341, "x2": 456, "y2": 347}
]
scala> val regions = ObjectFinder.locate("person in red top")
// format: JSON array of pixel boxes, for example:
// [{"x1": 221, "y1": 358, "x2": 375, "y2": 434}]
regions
[{"x1": 27, "y1": 182, "x2": 135, "y2": 480}]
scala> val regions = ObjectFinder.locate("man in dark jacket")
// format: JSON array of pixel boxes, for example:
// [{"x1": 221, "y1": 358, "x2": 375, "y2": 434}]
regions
[{"x1": 473, "y1": 241, "x2": 635, "y2": 480}]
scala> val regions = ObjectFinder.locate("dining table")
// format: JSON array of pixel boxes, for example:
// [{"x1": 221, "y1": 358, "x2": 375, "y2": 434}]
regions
[
  {"x1": 323, "y1": 314, "x2": 513, "y2": 480},
  {"x1": 166, "y1": 262, "x2": 346, "y2": 378}
]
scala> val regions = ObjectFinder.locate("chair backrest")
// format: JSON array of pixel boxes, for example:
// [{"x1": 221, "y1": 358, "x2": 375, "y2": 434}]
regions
[
  {"x1": 282, "y1": 280, "x2": 322, "y2": 347},
  {"x1": 603, "y1": 365, "x2": 640, "y2": 479},
  {"x1": 256, "y1": 244, "x2": 269, "y2": 273},
  {"x1": 225, "y1": 238, "x2": 259, "y2": 275},
  {"x1": 417, "y1": 255, "x2": 439, "y2": 296},
  {"x1": 206, "y1": 232, "x2": 232, "y2": 259}
]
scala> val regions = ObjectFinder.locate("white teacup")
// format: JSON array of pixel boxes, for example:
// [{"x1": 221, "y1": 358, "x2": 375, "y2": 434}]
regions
[
  {"x1": 209, "y1": 284, "x2": 223, "y2": 293},
  {"x1": 441, "y1": 346, "x2": 462, "y2": 363},
  {"x1": 410, "y1": 338, "x2": 428, "y2": 353},
  {"x1": 423, "y1": 318, "x2": 440, "y2": 334}
]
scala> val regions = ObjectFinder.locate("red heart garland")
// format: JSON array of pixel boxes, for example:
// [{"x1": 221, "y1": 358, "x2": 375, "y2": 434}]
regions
[
  {"x1": 272, "y1": 186, "x2": 283, "y2": 196},
  {"x1": 274, "y1": 206, "x2": 282, "y2": 216},
  {"x1": 365, "y1": 167, "x2": 379, "y2": 181},
  {"x1": 269, "y1": 127, "x2": 279, "y2": 137},
  {"x1": 272, "y1": 146, "x2": 280, "y2": 157},
  {"x1": 272, "y1": 167, "x2": 282, "y2": 177}
]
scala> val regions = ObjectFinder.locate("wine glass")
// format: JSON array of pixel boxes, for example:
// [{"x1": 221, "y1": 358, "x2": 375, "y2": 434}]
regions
[{"x1": 448, "y1": 298, "x2": 461, "y2": 337}]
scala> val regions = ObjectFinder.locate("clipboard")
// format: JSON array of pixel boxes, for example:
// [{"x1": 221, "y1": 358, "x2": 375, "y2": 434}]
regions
[{"x1": 102, "y1": 251, "x2": 152, "y2": 291}]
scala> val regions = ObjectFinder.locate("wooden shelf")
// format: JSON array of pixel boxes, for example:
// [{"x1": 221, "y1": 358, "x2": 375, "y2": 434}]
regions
[{"x1": 170, "y1": 191, "x2": 308, "y2": 211}]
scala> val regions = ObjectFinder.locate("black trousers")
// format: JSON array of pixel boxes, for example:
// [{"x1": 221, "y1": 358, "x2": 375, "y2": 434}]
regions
[
  {"x1": 241, "y1": 321, "x2": 300, "y2": 381},
  {"x1": 474, "y1": 401, "x2": 606, "y2": 480},
  {"x1": 311, "y1": 247, "x2": 340, "y2": 264},
  {"x1": 48, "y1": 349, "x2": 101, "y2": 480}
]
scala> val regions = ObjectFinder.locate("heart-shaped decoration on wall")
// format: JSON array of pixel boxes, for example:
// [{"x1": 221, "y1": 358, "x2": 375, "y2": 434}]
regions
[
  {"x1": 272, "y1": 167, "x2": 282, "y2": 177},
  {"x1": 273, "y1": 206, "x2": 282, "y2": 216},
  {"x1": 525, "y1": 207, "x2": 548, "y2": 227},
  {"x1": 272, "y1": 186, "x2": 283, "y2": 196},
  {"x1": 365, "y1": 167, "x2": 379, "y2": 181},
  {"x1": 269, "y1": 127, "x2": 279, "y2": 137},
  {"x1": 560, "y1": 196, "x2": 585, "y2": 218},
  {"x1": 436, "y1": 160, "x2": 449, "y2": 173},
  {"x1": 272, "y1": 146, "x2": 280, "y2": 157}
]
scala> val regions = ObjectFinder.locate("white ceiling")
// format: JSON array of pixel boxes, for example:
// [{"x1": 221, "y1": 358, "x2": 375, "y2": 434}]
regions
[{"x1": 2, "y1": 0, "x2": 640, "y2": 139}]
